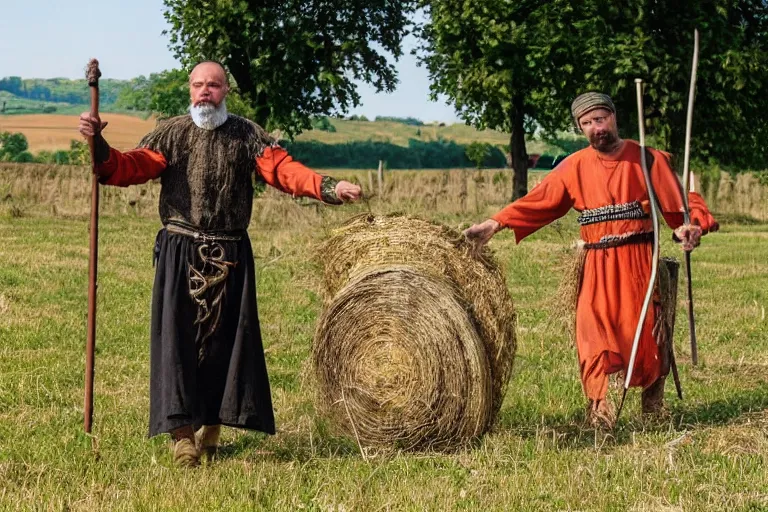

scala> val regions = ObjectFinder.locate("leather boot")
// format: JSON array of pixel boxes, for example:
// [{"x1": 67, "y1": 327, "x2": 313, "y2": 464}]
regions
[{"x1": 641, "y1": 375, "x2": 666, "y2": 414}]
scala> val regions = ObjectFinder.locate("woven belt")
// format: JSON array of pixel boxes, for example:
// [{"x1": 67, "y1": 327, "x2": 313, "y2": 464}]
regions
[
  {"x1": 583, "y1": 231, "x2": 654, "y2": 250},
  {"x1": 577, "y1": 201, "x2": 648, "y2": 226},
  {"x1": 165, "y1": 220, "x2": 245, "y2": 242}
]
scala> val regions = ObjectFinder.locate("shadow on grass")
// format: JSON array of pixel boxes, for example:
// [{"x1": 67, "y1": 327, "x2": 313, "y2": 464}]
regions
[
  {"x1": 672, "y1": 384, "x2": 768, "y2": 428},
  {"x1": 495, "y1": 370, "x2": 768, "y2": 450},
  {"x1": 495, "y1": 408, "x2": 606, "y2": 451},
  {"x1": 214, "y1": 423, "x2": 362, "y2": 463},
  {"x1": 203, "y1": 364, "x2": 768, "y2": 461}
]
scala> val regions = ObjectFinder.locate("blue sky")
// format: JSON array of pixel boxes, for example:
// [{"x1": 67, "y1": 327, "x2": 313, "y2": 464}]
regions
[{"x1": 0, "y1": 0, "x2": 460, "y2": 123}]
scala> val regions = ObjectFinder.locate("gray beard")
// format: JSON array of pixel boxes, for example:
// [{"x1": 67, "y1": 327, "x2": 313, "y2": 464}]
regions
[{"x1": 189, "y1": 100, "x2": 229, "y2": 130}]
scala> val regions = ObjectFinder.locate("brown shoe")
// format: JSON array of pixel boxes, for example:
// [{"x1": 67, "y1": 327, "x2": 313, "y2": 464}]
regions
[
  {"x1": 642, "y1": 376, "x2": 666, "y2": 414},
  {"x1": 172, "y1": 437, "x2": 200, "y2": 467},
  {"x1": 587, "y1": 398, "x2": 616, "y2": 430},
  {"x1": 195, "y1": 424, "x2": 221, "y2": 458}
]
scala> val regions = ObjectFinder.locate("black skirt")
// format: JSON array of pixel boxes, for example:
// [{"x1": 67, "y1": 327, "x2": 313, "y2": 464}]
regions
[{"x1": 148, "y1": 228, "x2": 275, "y2": 437}]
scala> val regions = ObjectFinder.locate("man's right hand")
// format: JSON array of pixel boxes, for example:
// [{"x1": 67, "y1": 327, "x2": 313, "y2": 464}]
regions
[
  {"x1": 463, "y1": 219, "x2": 502, "y2": 249},
  {"x1": 78, "y1": 112, "x2": 108, "y2": 138}
]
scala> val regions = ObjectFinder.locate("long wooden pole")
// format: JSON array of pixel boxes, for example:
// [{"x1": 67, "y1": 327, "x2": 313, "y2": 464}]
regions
[
  {"x1": 84, "y1": 58, "x2": 101, "y2": 434},
  {"x1": 616, "y1": 78, "x2": 661, "y2": 424},
  {"x1": 681, "y1": 29, "x2": 700, "y2": 366}
]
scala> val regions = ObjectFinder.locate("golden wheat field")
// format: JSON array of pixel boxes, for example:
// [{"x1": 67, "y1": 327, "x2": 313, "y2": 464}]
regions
[
  {"x1": 1, "y1": 163, "x2": 767, "y2": 224},
  {"x1": 0, "y1": 114, "x2": 157, "y2": 152}
]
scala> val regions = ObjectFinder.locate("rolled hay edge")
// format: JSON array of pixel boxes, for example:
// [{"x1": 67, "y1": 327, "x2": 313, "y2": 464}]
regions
[{"x1": 312, "y1": 214, "x2": 517, "y2": 450}]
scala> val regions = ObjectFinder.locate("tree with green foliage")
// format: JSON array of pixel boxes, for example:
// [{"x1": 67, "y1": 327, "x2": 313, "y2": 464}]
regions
[
  {"x1": 312, "y1": 116, "x2": 337, "y2": 132},
  {"x1": 114, "y1": 76, "x2": 152, "y2": 112},
  {"x1": 374, "y1": 116, "x2": 424, "y2": 126},
  {"x1": 162, "y1": 0, "x2": 416, "y2": 137},
  {"x1": 578, "y1": 1, "x2": 768, "y2": 172},
  {"x1": 52, "y1": 150, "x2": 70, "y2": 165},
  {"x1": 417, "y1": 0, "x2": 768, "y2": 200},
  {"x1": 465, "y1": 142, "x2": 492, "y2": 170},
  {"x1": 416, "y1": 1, "x2": 594, "y2": 199},
  {"x1": 68, "y1": 140, "x2": 90, "y2": 166},
  {"x1": 146, "y1": 69, "x2": 190, "y2": 119},
  {"x1": 0, "y1": 132, "x2": 31, "y2": 162},
  {"x1": 12, "y1": 151, "x2": 34, "y2": 163}
]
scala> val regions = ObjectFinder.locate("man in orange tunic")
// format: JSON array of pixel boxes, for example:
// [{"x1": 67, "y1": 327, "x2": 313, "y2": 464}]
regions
[
  {"x1": 464, "y1": 92, "x2": 718, "y2": 428},
  {"x1": 79, "y1": 61, "x2": 362, "y2": 465}
]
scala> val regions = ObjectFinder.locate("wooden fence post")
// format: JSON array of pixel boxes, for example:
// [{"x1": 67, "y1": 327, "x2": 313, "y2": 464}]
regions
[
  {"x1": 377, "y1": 160, "x2": 384, "y2": 198},
  {"x1": 368, "y1": 170, "x2": 374, "y2": 196}
]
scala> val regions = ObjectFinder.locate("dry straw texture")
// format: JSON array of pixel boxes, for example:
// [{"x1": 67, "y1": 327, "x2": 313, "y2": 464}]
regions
[
  {"x1": 553, "y1": 243, "x2": 680, "y2": 345},
  {"x1": 313, "y1": 214, "x2": 517, "y2": 451}
]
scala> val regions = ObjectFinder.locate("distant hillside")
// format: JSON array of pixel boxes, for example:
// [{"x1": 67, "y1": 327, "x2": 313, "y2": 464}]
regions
[
  {"x1": 0, "y1": 90, "x2": 149, "y2": 117},
  {"x1": 0, "y1": 113, "x2": 574, "y2": 158},
  {"x1": 0, "y1": 77, "x2": 128, "y2": 107},
  {"x1": 0, "y1": 75, "x2": 584, "y2": 158},
  {"x1": 298, "y1": 118, "x2": 504, "y2": 146}
]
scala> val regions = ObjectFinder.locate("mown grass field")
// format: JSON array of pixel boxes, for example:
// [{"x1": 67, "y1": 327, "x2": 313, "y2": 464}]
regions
[{"x1": 0, "y1": 170, "x2": 766, "y2": 510}]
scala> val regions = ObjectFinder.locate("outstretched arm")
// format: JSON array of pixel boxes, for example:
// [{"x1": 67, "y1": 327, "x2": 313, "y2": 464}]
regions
[
  {"x1": 255, "y1": 146, "x2": 361, "y2": 204},
  {"x1": 465, "y1": 168, "x2": 574, "y2": 248},
  {"x1": 78, "y1": 112, "x2": 167, "y2": 187}
]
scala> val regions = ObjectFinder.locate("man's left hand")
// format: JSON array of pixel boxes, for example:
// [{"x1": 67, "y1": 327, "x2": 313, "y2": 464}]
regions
[
  {"x1": 674, "y1": 224, "x2": 702, "y2": 252},
  {"x1": 335, "y1": 181, "x2": 363, "y2": 202}
]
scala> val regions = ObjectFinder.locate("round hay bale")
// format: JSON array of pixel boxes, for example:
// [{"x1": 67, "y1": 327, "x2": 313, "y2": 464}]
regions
[{"x1": 313, "y1": 214, "x2": 516, "y2": 450}]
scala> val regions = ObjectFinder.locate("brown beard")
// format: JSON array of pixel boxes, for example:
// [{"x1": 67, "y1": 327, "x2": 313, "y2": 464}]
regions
[{"x1": 589, "y1": 131, "x2": 621, "y2": 153}]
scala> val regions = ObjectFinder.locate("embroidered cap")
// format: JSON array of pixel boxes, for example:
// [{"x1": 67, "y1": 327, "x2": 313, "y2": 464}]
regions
[{"x1": 571, "y1": 92, "x2": 616, "y2": 127}]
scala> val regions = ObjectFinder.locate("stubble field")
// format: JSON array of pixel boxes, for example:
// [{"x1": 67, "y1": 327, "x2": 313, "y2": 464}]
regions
[{"x1": 0, "y1": 166, "x2": 767, "y2": 510}]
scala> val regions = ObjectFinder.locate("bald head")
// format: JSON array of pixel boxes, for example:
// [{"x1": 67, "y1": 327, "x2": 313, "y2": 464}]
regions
[
  {"x1": 190, "y1": 61, "x2": 228, "y2": 83},
  {"x1": 189, "y1": 61, "x2": 230, "y2": 107}
]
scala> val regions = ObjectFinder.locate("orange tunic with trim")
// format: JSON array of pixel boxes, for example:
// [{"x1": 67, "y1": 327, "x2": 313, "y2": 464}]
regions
[{"x1": 492, "y1": 141, "x2": 717, "y2": 400}]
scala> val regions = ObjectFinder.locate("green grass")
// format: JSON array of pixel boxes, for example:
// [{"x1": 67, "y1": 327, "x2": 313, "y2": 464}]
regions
[{"x1": 0, "y1": 202, "x2": 767, "y2": 510}]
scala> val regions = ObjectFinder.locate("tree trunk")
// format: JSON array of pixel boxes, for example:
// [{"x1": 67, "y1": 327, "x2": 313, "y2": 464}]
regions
[
  {"x1": 460, "y1": 169, "x2": 468, "y2": 212},
  {"x1": 668, "y1": 125, "x2": 686, "y2": 175},
  {"x1": 253, "y1": 91, "x2": 270, "y2": 128},
  {"x1": 509, "y1": 95, "x2": 529, "y2": 201},
  {"x1": 227, "y1": 58, "x2": 270, "y2": 128}
]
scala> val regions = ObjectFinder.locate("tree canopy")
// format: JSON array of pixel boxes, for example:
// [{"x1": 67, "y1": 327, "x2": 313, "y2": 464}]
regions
[
  {"x1": 162, "y1": 0, "x2": 417, "y2": 138},
  {"x1": 417, "y1": 0, "x2": 768, "y2": 199},
  {"x1": 581, "y1": 1, "x2": 768, "y2": 171},
  {"x1": 416, "y1": 0, "x2": 595, "y2": 198}
]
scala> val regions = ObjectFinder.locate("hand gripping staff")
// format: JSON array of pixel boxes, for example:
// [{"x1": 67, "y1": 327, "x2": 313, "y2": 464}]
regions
[
  {"x1": 615, "y1": 78, "x2": 661, "y2": 424},
  {"x1": 84, "y1": 58, "x2": 101, "y2": 434}
]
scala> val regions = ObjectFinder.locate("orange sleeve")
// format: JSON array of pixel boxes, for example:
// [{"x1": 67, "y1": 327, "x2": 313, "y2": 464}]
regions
[
  {"x1": 255, "y1": 146, "x2": 323, "y2": 201},
  {"x1": 687, "y1": 192, "x2": 719, "y2": 233},
  {"x1": 491, "y1": 168, "x2": 574, "y2": 243},
  {"x1": 650, "y1": 150, "x2": 718, "y2": 233},
  {"x1": 95, "y1": 147, "x2": 167, "y2": 187}
]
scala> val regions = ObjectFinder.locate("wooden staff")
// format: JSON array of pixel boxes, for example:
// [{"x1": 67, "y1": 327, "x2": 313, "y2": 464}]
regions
[
  {"x1": 616, "y1": 78, "x2": 662, "y2": 424},
  {"x1": 681, "y1": 29, "x2": 700, "y2": 365},
  {"x1": 84, "y1": 58, "x2": 101, "y2": 434}
]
